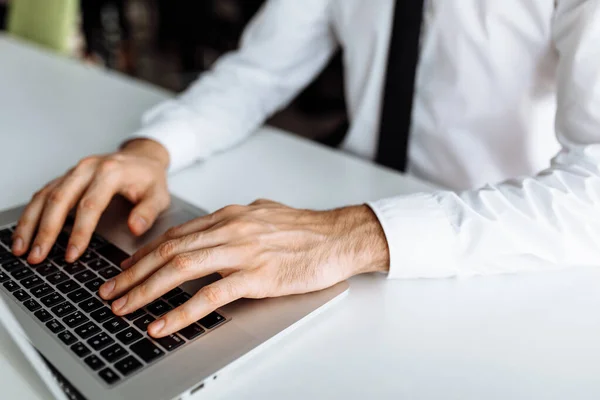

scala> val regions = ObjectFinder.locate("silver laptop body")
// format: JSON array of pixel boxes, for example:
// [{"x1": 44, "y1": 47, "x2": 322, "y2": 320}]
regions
[{"x1": 0, "y1": 195, "x2": 349, "y2": 400}]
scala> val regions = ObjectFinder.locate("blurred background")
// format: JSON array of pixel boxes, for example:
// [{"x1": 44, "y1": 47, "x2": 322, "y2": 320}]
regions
[{"x1": 0, "y1": 0, "x2": 348, "y2": 146}]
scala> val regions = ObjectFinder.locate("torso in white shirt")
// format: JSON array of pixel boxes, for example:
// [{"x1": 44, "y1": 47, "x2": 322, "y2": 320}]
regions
[{"x1": 333, "y1": 0, "x2": 560, "y2": 190}]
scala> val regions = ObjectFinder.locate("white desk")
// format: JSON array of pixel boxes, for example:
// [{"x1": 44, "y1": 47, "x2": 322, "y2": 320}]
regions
[{"x1": 2, "y1": 35, "x2": 600, "y2": 400}]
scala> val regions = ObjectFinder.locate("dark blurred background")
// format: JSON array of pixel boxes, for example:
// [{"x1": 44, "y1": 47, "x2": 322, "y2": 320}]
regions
[{"x1": 0, "y1": 0, "x2": 348, "y2": 145}]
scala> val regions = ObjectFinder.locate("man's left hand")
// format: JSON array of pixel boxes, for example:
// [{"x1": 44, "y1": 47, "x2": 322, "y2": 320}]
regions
[{"x1": 99, "y1": 199, "x2": 389, "y2": 337}]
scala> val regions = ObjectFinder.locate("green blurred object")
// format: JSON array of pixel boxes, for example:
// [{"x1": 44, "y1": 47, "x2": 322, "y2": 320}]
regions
[{"x1": 7, "y1": 0, "x2": 78, "y2": 54}]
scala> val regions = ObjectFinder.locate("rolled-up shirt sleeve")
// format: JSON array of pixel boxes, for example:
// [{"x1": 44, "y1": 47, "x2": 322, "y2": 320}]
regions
[{"x1": 369, "y1": 0, "x2": 600, "y2": 279}]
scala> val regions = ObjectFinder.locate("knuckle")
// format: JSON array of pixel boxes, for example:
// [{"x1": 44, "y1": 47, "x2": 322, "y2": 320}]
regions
[
  {"x1": 120, "y1": 266, "x2": 137, "y2": 284},
  {"x1": 36, "y1": 226, "x2": 55, "y2": 240},
  {"x1": 228, "y1": 217, "x2": 253, "y2": 233},
  {"x1": 78, "y1": 196, "x2": 97, "y2": 212},
  {"x1": 157, "y1": 240, "x2": 178, "y2": 260},
  {"x1": 76, "y1": 156, "x2": 98, "y2": 170},
  {"x1": 98, "y1": 159, "x2": 120, "y2": 175},
  {"x1": 200, "y1": 285, "x2": 224, "y2": 306},
  {"x1": 173, "y1": 308, "x2": 191, "y2": 325},
  {"x1": 220, "y1": 204, "x2": 244, "y2": 215},
  {"x1": 171, "y1": 254, "x2": 193, "y2": 272},
  {"x1": 47, "y1": 189, "x2": 65, "y2": 205}
]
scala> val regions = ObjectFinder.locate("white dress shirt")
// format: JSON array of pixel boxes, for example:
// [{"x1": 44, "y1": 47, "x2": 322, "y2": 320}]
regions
[{"x1": 130, "y1": 0, "x2": 600, "y2": 279}]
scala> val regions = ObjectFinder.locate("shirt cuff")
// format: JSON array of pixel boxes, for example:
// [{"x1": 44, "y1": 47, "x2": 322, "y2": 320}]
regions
[
  {"x1": 126, "y1": 118, "x2": 200, "y2": 174},
  {"x1": 367, "y1": 193, "x2": 460, "y2": 279}
]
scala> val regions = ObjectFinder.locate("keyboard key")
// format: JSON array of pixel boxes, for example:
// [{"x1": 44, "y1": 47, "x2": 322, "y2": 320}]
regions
[
  {"x1": 162, "y1": 287, "x2": 183, "y2": 300},
  {"x1": 12, "y1": 289, "x2": 30, "y2": 302},
  {"x1": 85, "y1": 277, "x2": 104, "y2": 293},
  {"x1": 46, "y1": 319, "x2": 65, "y2": 333},
  {"x1": 58, "y1": 331, "x2": 77, "y2": 345},
  {"x1": 178, "y1": 324, "x2": 205, "y2": 340},
  {"x1": 2, "y1": 259, "x2": 24, "y2": 272},
  {"x1": 20, "y1": 275, "x2": 43, "y2": 289},
  {"x1": 115, "y1": 327, "x2": 142, "y2": 345},
  {"x1": 90, "y1": 307, "x2": 113, "y2": 323},
  {"x1": 103, "y1": 317, "x2": 128, "y2": 334},
  {"x1": 155, "y1": 334, "x2": 184, "y2": 352},
  {"x1": 23, "y1": 299, "x2": 41, "y2": 312},
  {"x1": 198, "y1": 312, "x2": 226, "y2": 329},
  {"x1": 100, "y1": 343, "x2": 128, "y2": 363},
  {"x1": 114, "y1": 355, "x2": 142, "y2": 376},
  {"x1": 41, "y1": 293, "x2": 65, "y2": 308},
  {"x1": 88, "y1": 235, "x2": 106, "y2": 249},
  {"x1": 98, "y1": 368, "x2": 120, "y2": 385},
  {"x1": 96, "y1": 243, "x2": 129, "y2": 266},
  {"x1": 79, "y1": 250, "x2": 98, "y2": 263},
  {"x1": 51, "y1": 301, "x2": 76, "y2": 318},
  {"x1": 11, "y1": 267, "x2": 34, "y2": 280},
  {"x1": 84, "y1": 354, "x2": 105, "y2": 371},
  {"x1": 67, "y1": 288, "x2": 91, "y2": 303},
  {"x1": 31, "y1": 284, "x2": 53, "y2": 298},
  {"x1": 36, "y1": 263, "x2": 58, "y2": 276},
  {"x1": 133, "y1": 314, "x2": 155, "y2": 331},
  {"x1": 80, "y1": 297, "x2": 103, "y2": 313},
  {"x1": 63, "y1": 311, "x2": 89, "y2": 328},
  {"x1": 124, "y1": 309, "x2": 145, "y2": 321},
  {"x1": 34, "y1": 309, "x2": 53, "y2": 322},
  {"x1": 56, "y1": 279, "x2": 80, "y2": 294},
  {"x1": 0, "y1": 252, "x2": 15, "y2": 264},
  {"x1": 0, "y1": 271, "x2": 9, "y2": 282},
  {"x1": 146, "y1": 300, "x2": 172, "y2": 316},
  {"x1": 70, "y1": 342, "x2": 91, "y2": 358},
  {"x1": 168, "y1": 293, "x2": 191, "y2": 307},
  {"x1": 46, "y1": 271, "x2": 69, "y2": 285},
  {"x1": 47, "y1": 245, "x2": 64, "y2": 259},
  {"x1": 74, "y1": 322, "x2": 100, "y2": 339},
  {"x1": 130, "y1": 338, "x2": 165, "y2": 363},
  {"x1": 3, "y1": 280, "x2": 20, "y2": 292},
  {"x1": 86, "y1": 258, "x2": 109, "y2": 271},
  {"x1": 98, "y1": 266, "x2": 120, "y2": 279},
  {"x1": 64, "y1": 262, "x2": 86, "y2": 275},
  {"x1": 74, "y1": 270, "x2": 96, "y2": 283},
  {"x1": 87, "y1": 332, "x2": 114, "y2": 351},
  {"x1": 52, "y1": 258, "x2": 71, "y2": 268}
]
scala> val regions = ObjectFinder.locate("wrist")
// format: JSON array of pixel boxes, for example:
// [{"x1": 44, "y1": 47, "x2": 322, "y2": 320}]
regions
[
  {"x1": 120, "y1": 139, "x2": 170, "y2": 170},
  {"x1": 335, "y1": 205, "x2": 390, "y2": 275}
]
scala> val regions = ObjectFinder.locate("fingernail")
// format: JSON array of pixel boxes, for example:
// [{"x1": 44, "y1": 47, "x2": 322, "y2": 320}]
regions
[
  {"x1": 112, "y1": 295, "x2": 128, "y2": 312},
  {"x1": 134, "y1": 215, "x2": 147, "y2": 232},
  {"x1": 31, "y1": 245, "x2": 41, "y2": 259},
  {"x1": 150, "y1": 319, "x2": 165, "y2": 334},
  {"x1": 100, "y1": 279, "x2": 115, "y2": 297},
  {"x1": 12, "y1": 237, "x2": 23, "y2": 253},
  {"x1": 66, "y1": 244, "x2": 79, "y2": 261}
]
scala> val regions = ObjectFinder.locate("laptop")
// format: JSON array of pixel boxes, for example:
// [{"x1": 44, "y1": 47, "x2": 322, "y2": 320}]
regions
[{"x1": 0, "y1": 195, "x2": 349, "y2": 400}]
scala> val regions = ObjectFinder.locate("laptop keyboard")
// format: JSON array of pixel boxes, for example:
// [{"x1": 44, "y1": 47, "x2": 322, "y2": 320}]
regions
[{"x1": 0, "y1": 224, "x2": 228, "y2": 387}]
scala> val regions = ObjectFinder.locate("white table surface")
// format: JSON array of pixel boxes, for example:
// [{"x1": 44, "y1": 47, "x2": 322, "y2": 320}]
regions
[{"x1": 2, "y1": 34, "x2": 600, "y2": 400}]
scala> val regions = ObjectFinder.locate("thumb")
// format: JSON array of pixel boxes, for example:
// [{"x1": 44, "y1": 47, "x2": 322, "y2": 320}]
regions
[{"x1": 127, "y1": 188, "x2": 170, "y2": 236}]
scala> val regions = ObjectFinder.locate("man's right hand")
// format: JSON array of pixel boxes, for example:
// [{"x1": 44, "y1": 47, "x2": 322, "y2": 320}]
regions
[{"x1": 12, "y1": 139, "x2": 171, "y2": 265}]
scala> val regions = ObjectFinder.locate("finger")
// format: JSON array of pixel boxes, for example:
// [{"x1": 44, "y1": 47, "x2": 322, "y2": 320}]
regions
[
  {"x1": 27, "y1": 169, "x2": 97, "y2": 264},
  {"x1": 148, "y1": 273, "x2": 249, "y2": 338},
  {"x1": 121, "y1": 206, "x2": 241, "y2": 269},
  {"x1": 110, "y1": 246, "x2": 245, "y2": 316},
  {"x1": 126, "y1": 187, "x2": 170, "y2": 236},
  {"x1": 12, "y1": 179, "x2": 60, "y2": 256},
  {"x1": 65, "y1": 172, "x2": 121, "y2": 262},
  {"x1": 104, "y1": 226, "x2": 236, "y2": 300}
]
